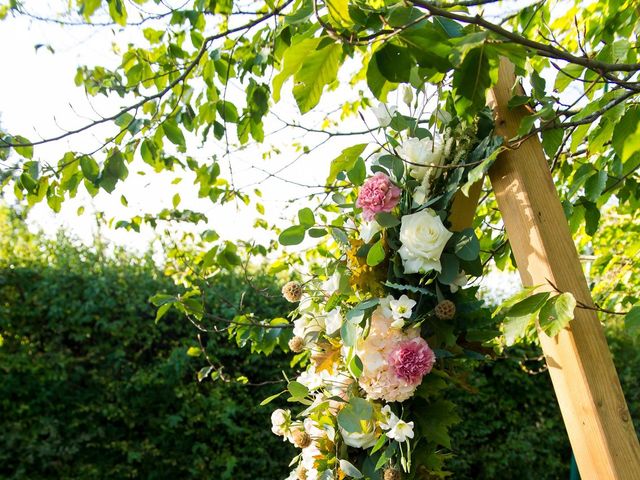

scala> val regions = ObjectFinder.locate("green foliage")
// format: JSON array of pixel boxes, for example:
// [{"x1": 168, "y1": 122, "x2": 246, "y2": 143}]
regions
[{"x1": 0, "y1": 209, "x2": 294, "y2": 480}]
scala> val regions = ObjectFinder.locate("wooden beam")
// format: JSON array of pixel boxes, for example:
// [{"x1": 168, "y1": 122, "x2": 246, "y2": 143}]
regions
[
  {"x1": 449, "y1": 180, "x2": 483, "y2": 232},
  {"x1": 487, "y1": 58, "x2": 640, "y2": 479}
]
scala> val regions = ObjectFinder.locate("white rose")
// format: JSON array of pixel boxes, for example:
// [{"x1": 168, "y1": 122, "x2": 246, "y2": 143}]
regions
[
  {"x1": 371, "y1": 102, "x2": 397, "y2": 127},
  {"x1": 398, "y1": 209, "x2": 453, "y2": 274},
  {"x1": 396, "y1": 136, "x2": 445, "y2": 181}
]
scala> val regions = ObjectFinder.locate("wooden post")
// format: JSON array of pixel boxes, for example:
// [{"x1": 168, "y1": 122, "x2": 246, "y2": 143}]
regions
[{"x1": 487, "y1": 58, "x2": 640, "y2": 479}]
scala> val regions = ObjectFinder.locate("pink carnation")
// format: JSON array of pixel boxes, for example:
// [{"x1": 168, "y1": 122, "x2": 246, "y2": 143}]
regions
[
  {"x1": 356, "y1": 173, "x2": 402, "y2": 221},
  {"x1": 388, "y1": 338, "x2": 435, "y2": 385}
]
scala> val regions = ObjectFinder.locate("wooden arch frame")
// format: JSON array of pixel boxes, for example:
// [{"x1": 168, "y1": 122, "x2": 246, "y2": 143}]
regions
[{"x1": 450, "y1": 59, "x2": 640, "y2": 479}]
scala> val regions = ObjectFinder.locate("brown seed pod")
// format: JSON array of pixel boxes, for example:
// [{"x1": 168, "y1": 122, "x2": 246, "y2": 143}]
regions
[
  {"x1": 296, "y1": 465, "x2": 307, "y2": 480},
  {"x1": 383, "y1": 467, "x2": 402, "y2": 480},
  {"x1": 434, "y1": 299, "x2": 456, "y2": 320},
  {"x1": 292, "y1": 430, "x2": 312, "y2": 449},
  {"x1": 282, "y1": 281, "x2": 303, "y2": 303},
  {"x1": 288, "y1": 336, "x2": 305, "y2": 353}
]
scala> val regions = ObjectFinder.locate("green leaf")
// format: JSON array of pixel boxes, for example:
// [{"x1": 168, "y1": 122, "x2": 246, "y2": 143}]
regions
[
  {"x1": 584, "y1": 201, "x2": 601, "y2": 236},
  {"x1": 260, "y1": 391, "x2": 286, "y2": 406},
  {"x1": 366, "y1": 54, "x2": 397, "y2": 101},
  {"x1": 612, "y1": 106, "x2": 640, "y2": 162},
  {"x1": 348, "y1": 353, "x2": 363, "y2": 378},
  {"x1": 538, "y1": 292, "x2": 576, "y2": 337},
  {"x1": 279, "y1": 225, "x2": 306, "y2": 246},
  {"x1": 373, "y1": 44, "x2": 412, "y2": 83},
  {"x1": 542, "y1": 128, "x2": 564, "y2": 158},
  {"x1": 584, "y1": 170, "x2": 607, "y2": 202},
  {"x1": 186, "y1": 346, "x2": 201, "y2": 357},
  {"x1": 326, "y1": 0, "x2": 353, "y2": 27},
  {"x1": 154, "y1": 302, "x2": 172, "y2": 323},
  {"x1": 293, "y1": 43, "x2": 342, "y2": 113},
  {"x1": 162, "y1": 120, "x2": 186, "y2": 148},
  {"x1": 80, "y1": 156, "x2": 100, "y2": 182},
  {"x1": 337, "y1": 397, "x2": 372, "y2": 433},
  {"x1": 505, "y1": 292, "x2": 551, "y2": 318},
  {"x1": 339, "y1": 460, "x2": 363, "y2": 479},
  {"x1": 216, "y1": 100, "x2": 239, "y2": 123},
  {"x1": 453, "y1": 228, "x2": 480, "y2": 261},
  {"x1": 100, "y1": 149, "x2": 128, "y2": 193},
  {"x1": 625, "y1": 306, "x2": 640, "y2": 334},
  {"x1": 453, "y1": 45, "x2": 495, "y2": 117},
  {"x1": 12, "y1": 135, "x2": 33, "y2": 159},
  {"x1": 366, "y1": 239, "x2": 385, "y2": 266},
  {"x1": 107, "y1": 0, "x2": 127, "y2": 26},
  {"x1": 327, "y1": 144, "x2": 367, "y2": 183},
  {"x1": 374, "y1": 212, "x2": 400, "y2": 228},
  {"x1": 503, "y1": 314, "x2": 534, "y2": 346},
  {"x1": 347, "y1": 157, "x2": 366, "y2": 186},
  {"x1": 340, "y1": 320, "x2": 358, "y2": 347},
  {"x1": 287, "y1": 381, "x2": 309, "y2": 398},
  {"x1": 272, "y1": 37, "x2": 321, "y2": 102},
  {"x1": 298, "y1": 207, "x2": 315, "y2": 227},
  {"x1": 554, "y1": 64, "x2": 584, "y2": 92},
  {"x1": 197, "y1": 366, "x2": 214, "y2": 382}
]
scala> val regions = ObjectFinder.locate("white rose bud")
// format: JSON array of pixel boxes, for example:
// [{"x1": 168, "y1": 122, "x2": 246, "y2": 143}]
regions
[
  {"x1": 402, "y1": 85, "x2": 414, "y2": 106},
  {"x1": 396, "y1": 136, "x2": 445, "y2": 181},
  {"x1": 398, "y1": 209, "x2": 453, "y2": 274}
]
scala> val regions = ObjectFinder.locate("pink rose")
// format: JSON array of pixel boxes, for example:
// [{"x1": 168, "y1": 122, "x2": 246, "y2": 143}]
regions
[
  {"x1": 356, "y1": 173, "x2": 402, "y2": 221},
  {"x1": 388, "y1": 338, "x2": 435, "y2": 385}
]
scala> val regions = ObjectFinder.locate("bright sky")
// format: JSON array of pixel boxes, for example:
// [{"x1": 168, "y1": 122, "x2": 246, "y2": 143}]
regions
[{"x1": 0, "y1": 2, "x2": 379, "y2": 252}]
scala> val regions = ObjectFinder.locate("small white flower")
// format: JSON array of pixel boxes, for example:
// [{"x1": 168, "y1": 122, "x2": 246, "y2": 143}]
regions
[
  {"x1": 389, "y1": 295, "x2": 416, "y2": 325},
  {"x1": 380, "y1": 405, "x2": 400, "y2": 431},
  {"x1": 387, "y1": 419, "x2": 415, "y2": 442},
  {"x1": 325, "y1": 308, "x2": 342, "y2": 335},
  {"x1": 396, "y1": 136, "x2": 445, "y2": 181},
  {"x1": 360, "y1": 220, "x2": 382, "y2": 243},
  {"x1": 402, "y1": 85, "x2": 414, "y2": 107},
  {"x1": 371, "y1": 102, "x2": 397, "y2": 127}
]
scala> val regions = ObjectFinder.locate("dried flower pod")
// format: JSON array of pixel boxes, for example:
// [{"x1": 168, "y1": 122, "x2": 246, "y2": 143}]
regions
[
  {"x1": 296, "y1": 465, "x2": 307, "y2": 480},
  {"x1": 292, "y1": 430, "x2": 312, "y2": 449},
  {"x1": 383, "y1": 467, "x2": 402, "y2": 480},
  {"x1": 434, "y1": 300, "x2": 456, "y2": 320},
  {"x1": 288, "y1": 336, "x2": 305, "y2": 353},
  {"x1": 282, "y1": 281, "x2": 303, "y2": 303}
]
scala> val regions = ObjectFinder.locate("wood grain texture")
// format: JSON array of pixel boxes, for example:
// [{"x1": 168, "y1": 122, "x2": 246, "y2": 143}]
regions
[{"x1": 487, "y1": 58, "x2": 640, "y2": 479}]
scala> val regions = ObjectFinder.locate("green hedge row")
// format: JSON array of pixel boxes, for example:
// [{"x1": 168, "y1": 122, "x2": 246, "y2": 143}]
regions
[
  {"x1": 0, "y1": 227, "x2": 294, "y2": 479},
  {"x1": 1, "y1": 211, "x2": 638, "y2": 479}
]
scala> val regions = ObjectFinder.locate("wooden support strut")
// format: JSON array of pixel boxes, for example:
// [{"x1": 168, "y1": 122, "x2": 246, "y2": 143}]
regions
[{"x1": 484, "y1": 58, "x2": 640, "y2": 479}]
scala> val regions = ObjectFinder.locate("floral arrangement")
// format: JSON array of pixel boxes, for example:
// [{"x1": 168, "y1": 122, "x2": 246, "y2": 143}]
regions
[{"x1": 269, "y1": 102, "x2": 504, "y2": 480}]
